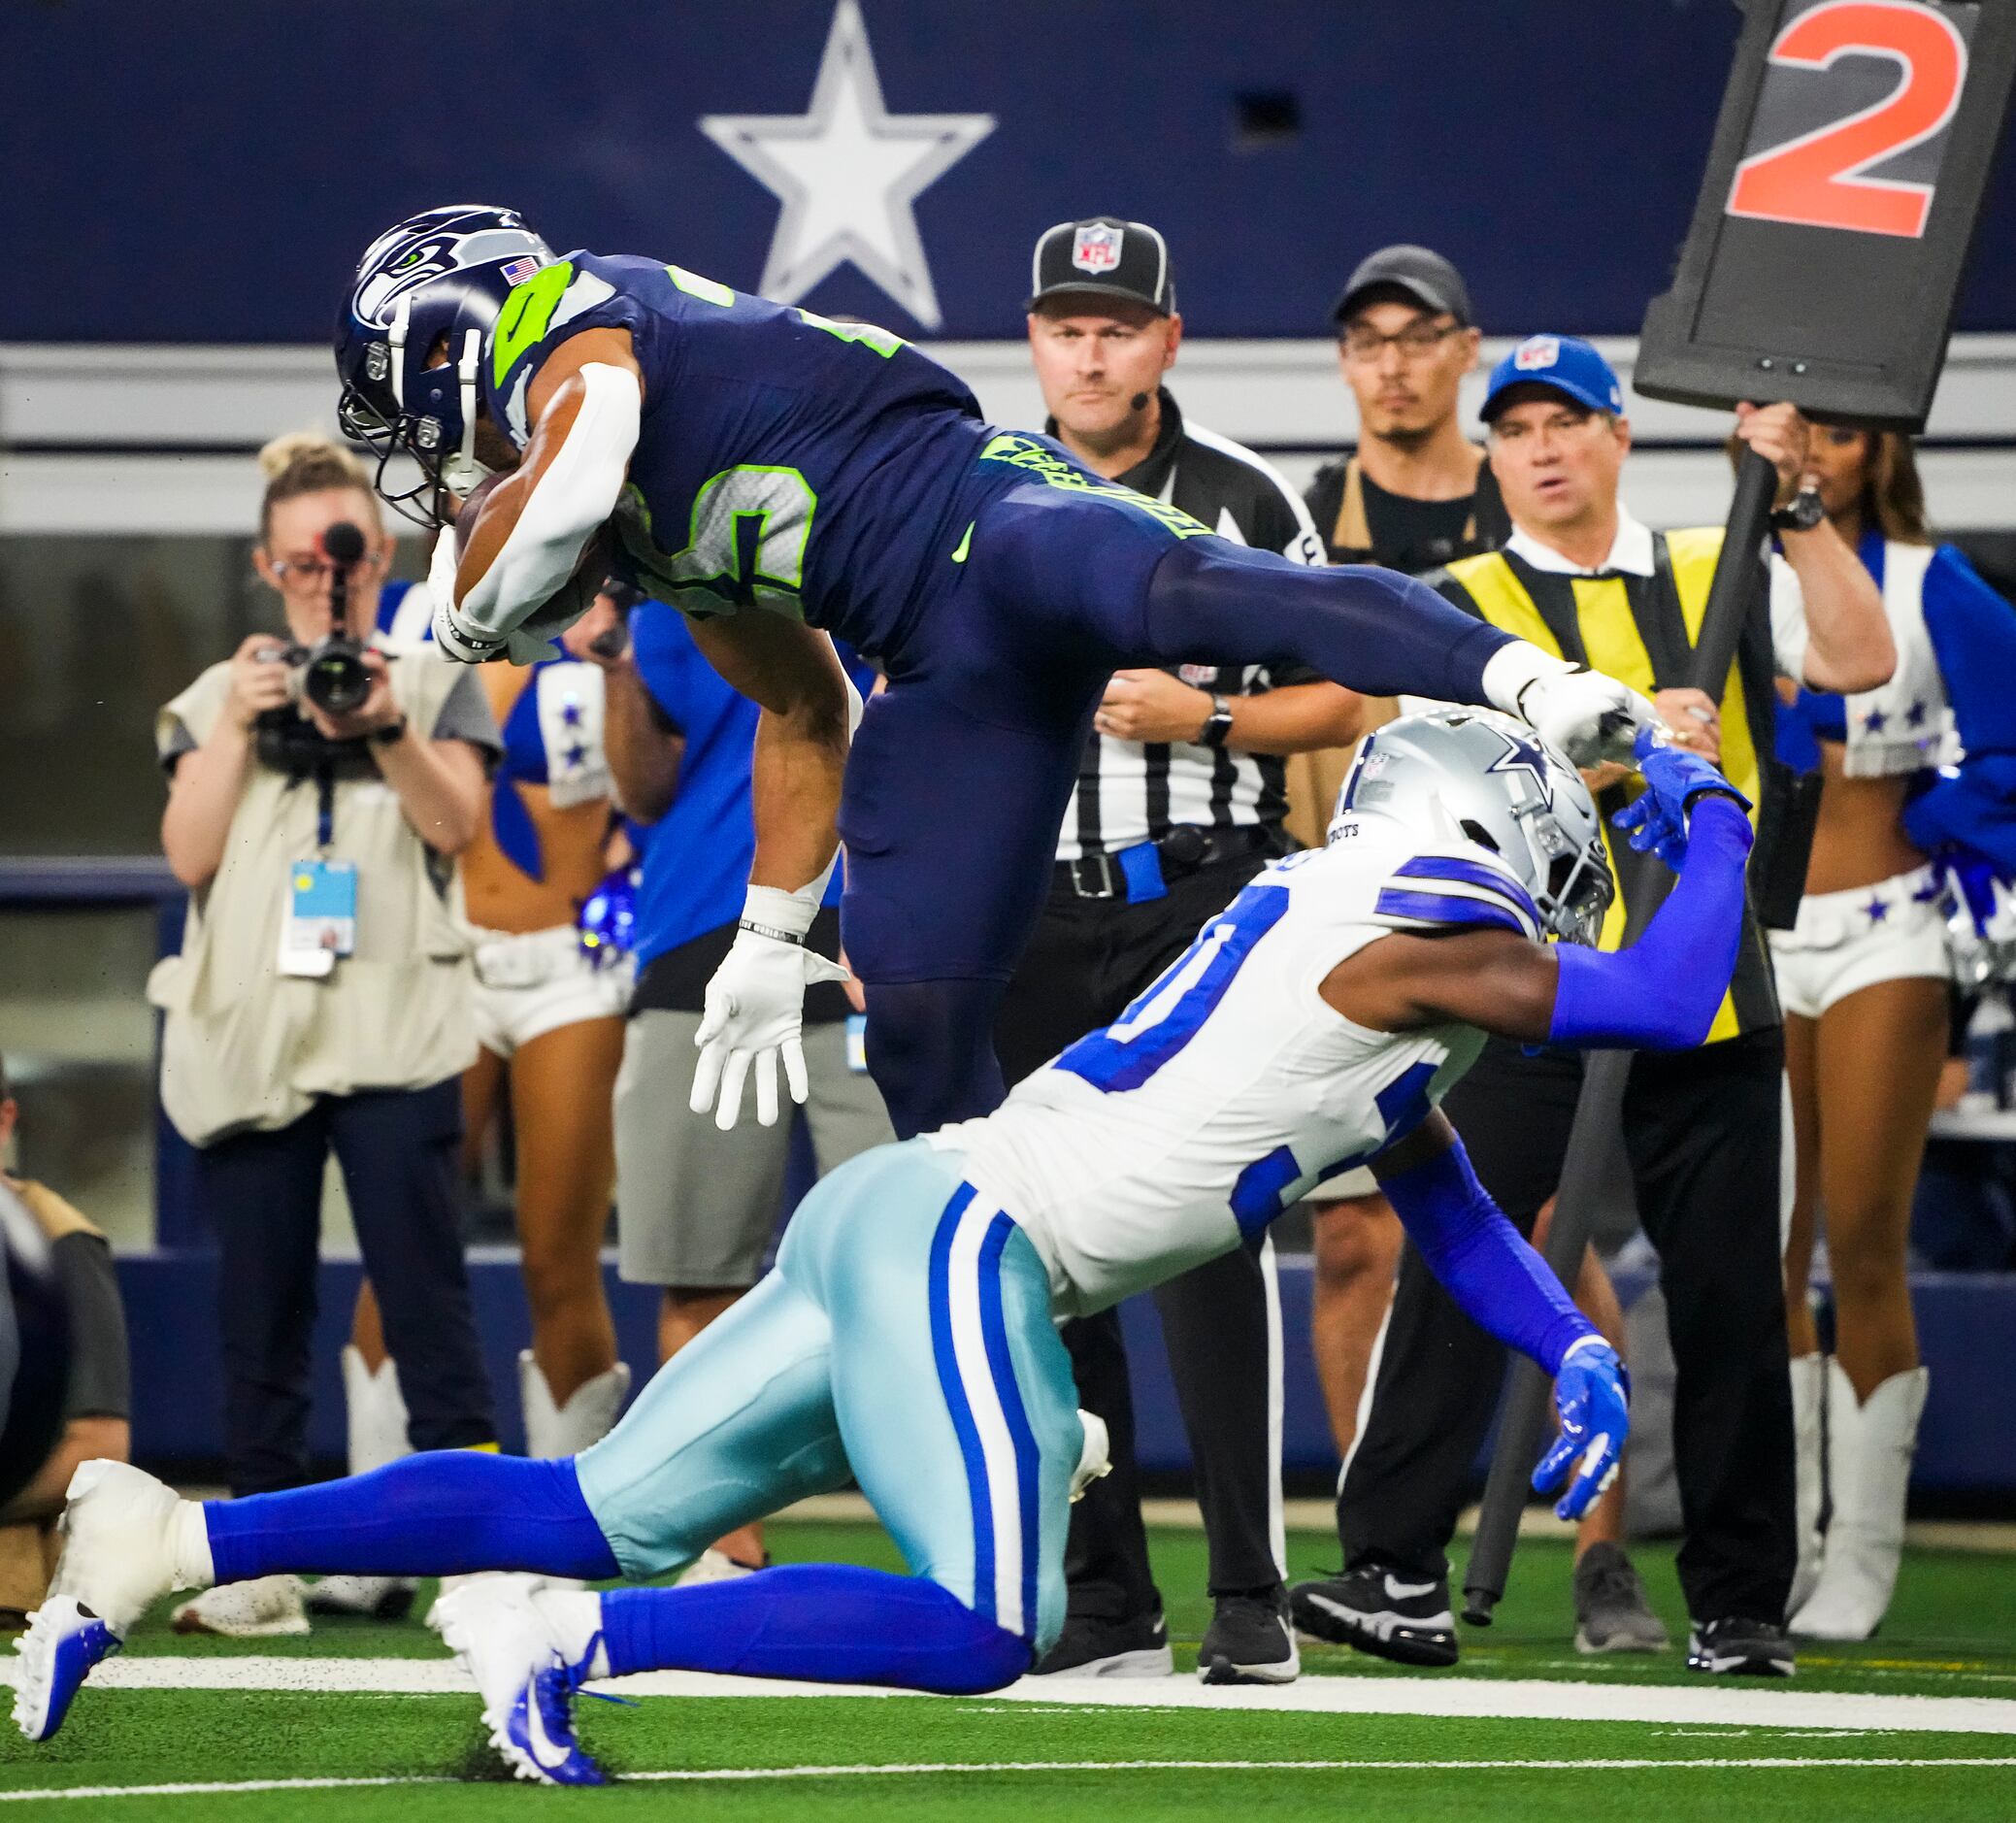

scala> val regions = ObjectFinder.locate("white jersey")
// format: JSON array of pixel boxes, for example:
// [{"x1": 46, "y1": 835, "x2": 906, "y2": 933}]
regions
[{"x1": 933, "y1": 818, "x2": 1542, "y2": 1315}]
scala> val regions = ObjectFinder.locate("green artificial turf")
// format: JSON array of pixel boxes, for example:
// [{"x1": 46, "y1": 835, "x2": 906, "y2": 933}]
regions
[{"x1": 4, "y1": 1520, "x2": 2009, "y2": 1818}]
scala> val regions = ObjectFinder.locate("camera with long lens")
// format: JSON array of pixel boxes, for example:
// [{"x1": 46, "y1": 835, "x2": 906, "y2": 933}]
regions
[{"x1": 255, "y1": 520, "x2": 384, "y2": 774}]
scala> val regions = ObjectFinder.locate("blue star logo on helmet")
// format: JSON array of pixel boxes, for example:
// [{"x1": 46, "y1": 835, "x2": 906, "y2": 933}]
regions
[{"x1": 1485, "y1": 726, "x2": 1555, "y2": 808}]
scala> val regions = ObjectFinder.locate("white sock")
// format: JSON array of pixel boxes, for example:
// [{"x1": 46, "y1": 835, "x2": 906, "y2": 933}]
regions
[
  {"x1": 170, "y1": 1501, "x2": 216, "y2": 1590},
  {"x1": 534, "y1": 1588, "x2": 611, "y2": 1678}
]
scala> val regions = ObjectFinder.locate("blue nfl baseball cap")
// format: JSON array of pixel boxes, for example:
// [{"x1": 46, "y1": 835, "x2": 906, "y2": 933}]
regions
[{"x1": 1481, "y1": 335, "x2": 1625, "y2": 422}]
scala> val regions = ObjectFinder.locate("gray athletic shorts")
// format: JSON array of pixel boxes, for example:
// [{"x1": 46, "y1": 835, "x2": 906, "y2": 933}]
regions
[{"x1": 613, "y1": 1011, "x2": 896, "y2": 1288}]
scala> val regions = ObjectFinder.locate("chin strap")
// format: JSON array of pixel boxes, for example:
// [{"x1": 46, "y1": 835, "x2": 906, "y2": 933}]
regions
[{"x1": 438, "y1": 330, "x2": 490, "y2": 497}]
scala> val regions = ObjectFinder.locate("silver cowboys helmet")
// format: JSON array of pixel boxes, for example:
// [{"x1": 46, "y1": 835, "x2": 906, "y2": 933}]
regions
[{"x1": 1329, "y1": 707, "x2": 1614, "y2": 945}]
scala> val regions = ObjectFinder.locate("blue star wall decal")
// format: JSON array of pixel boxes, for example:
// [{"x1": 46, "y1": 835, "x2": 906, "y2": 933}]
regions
[{"x1": 699, "y1": 0, "x2": 994, "y2": 330}]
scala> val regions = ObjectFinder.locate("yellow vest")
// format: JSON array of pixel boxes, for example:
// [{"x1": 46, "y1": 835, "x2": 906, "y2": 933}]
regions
[{"x1": 1438, "y1": 529, "x2": 1779, "y2": 1044}]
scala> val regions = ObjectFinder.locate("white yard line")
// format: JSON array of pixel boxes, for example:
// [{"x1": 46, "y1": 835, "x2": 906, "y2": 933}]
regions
[
  {"x1": 4, "y1": 1657, "x2": 2011, "y2": 1735},
  {"x1": 4, "y1": 1756, "x2": 2016, "y2": 1804}
]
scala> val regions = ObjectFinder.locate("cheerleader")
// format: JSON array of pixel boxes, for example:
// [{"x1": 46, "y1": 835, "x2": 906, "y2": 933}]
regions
[{"x1": 1771, "y1": 426, "x2": 2016, "y2": 1638}]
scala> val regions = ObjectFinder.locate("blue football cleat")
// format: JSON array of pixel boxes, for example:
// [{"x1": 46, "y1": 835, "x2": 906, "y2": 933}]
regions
[
  {"x1": 13, "y1": 1596, "x2": 123, "y2": 1741},
  {"x1": 435, "y1": 1577, "x2": 607, "y2": 1786}
]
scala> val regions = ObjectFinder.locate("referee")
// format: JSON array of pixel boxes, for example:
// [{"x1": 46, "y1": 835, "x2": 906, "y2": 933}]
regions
[{"x1": 996, "y1": 217, "x2": 1355, "y2": 1684}]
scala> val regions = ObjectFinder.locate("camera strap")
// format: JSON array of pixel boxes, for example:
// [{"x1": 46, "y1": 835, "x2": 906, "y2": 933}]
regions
[{"x1": 315, "y1": 759, "x2": 336, "y2": 852}]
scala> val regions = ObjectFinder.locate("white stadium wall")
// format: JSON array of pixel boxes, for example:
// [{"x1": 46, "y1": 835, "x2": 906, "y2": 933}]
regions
[{"x1": 5, "y1": 334, "x2": 2014, "y2": 538}]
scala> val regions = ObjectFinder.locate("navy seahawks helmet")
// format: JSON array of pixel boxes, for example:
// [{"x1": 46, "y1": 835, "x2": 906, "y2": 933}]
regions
[
  {"x1": 336, "y1": 205, "x2": 553, "y2": 524},
  {"x1": 1331, "y1": 708, "x2": 1614, "y2": 945}
]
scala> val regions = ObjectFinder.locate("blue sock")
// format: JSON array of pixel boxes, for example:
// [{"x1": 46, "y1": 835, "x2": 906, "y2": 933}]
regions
[
  {"x1": 205, "y1": 1454, "x2": 620, "y2": 1585},
  {"x1": 601, "y1": 1565, "x2": 1029, "y2": 1695}
]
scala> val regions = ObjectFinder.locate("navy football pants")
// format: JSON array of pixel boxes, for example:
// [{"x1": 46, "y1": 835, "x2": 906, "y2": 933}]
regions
[{"x1": 839, "y1": 464, "x2": 1510, "y2": 1136}]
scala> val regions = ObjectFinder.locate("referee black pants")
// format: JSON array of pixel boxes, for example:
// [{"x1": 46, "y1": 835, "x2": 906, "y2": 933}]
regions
[
  {"x1": 996, "y1": 854, "x2": 1284, "y2": 1616},
  {"x1": 1337, "y1": 1030, "x2": 1796, "y2": 1626}
]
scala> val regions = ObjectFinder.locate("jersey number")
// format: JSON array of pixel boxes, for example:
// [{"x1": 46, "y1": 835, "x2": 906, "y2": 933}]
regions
[
  {"x1": 657, "y1": 465, "x2": 819, "y2": 615},
  {"x1": 1727, "y1": 0, "x2": 1968, "y2": 239},
  {"x1": 1058, "y1": 884, "x2": 1289, "y2": 1093}
]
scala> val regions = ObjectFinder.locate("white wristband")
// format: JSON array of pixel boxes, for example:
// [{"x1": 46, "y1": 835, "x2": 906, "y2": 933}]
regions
[
  {"x1": 743, "y1": 881, "x2": 822, "y2": 940},
  {"x1": 1480, "y1": 641, "x2": 1574, "y2": 719}
]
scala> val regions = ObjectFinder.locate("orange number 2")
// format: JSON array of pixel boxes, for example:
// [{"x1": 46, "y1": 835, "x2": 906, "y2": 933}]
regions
[{"x1": 1728, "y1": 0, "x2": 1967, "y2": 238}]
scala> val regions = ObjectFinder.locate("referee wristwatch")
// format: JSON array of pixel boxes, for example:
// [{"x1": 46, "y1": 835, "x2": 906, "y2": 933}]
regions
[{"x1": 1197, "y1": 693, "x2": 1235, "y2": 748}]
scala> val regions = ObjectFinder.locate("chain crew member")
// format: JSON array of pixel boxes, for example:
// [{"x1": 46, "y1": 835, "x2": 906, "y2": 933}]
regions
[{"x1": 1292, "y1": 337, "x2": 1894, "y2": 1678}]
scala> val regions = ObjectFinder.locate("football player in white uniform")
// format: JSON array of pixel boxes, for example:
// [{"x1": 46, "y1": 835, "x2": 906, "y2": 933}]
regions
[{"x1": 17, "y1": 711, "x2": 1752, "y2": 1786}]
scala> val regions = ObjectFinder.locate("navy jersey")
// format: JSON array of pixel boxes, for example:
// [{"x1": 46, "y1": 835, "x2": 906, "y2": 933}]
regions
[{"x1": 484, "y1": 252, "x2": 989, "y2": 661}]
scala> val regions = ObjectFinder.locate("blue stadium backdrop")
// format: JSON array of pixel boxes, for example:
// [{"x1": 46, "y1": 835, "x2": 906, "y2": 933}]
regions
[{"x1": 10, "y1": 0, "x2": 2016, "y2": 345}]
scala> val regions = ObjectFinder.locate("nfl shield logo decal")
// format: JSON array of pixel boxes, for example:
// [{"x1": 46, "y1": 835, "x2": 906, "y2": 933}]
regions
[
  {"x1": 1513, "y1": 335, "x2": 1560, "y2": 372},
  {"x1": 1073, "y1": 223, "x2": 1124, "y2": 274}
]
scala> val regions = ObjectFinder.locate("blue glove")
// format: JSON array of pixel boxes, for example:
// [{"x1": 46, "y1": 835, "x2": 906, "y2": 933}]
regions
[
  {"x1": 1532, "y1": 1336, "x2": 1631, "y2": 1521},
  {"x1": 1612, "y1": 730, "x2": 1753, "y2": 871}
]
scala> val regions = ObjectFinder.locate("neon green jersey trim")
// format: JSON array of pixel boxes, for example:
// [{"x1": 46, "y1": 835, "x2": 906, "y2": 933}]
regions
[
  {"x1": 795, "y1": 307, "x2": 908, "y2": 358},
  {"x1": 977, "y1": 434, "x2": 1213, "y2": 540},
  {"x1": 490, "y1": 261, "x2": 575, "y2": 389},
  {"x1": 669, "y1": 264, "x2": 736, "y2": 307}
]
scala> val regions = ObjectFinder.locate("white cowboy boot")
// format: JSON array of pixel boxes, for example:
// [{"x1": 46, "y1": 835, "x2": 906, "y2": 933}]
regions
[
  {"x1": 518, "y1": 1351, "x2": 632, "y2": 1461},
  {"x1": 1791, "y1": 1360, "x2": 1928, "y2": 1641}
]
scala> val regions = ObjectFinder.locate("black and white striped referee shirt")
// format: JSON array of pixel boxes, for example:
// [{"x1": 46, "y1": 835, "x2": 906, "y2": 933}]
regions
[{"x1": 1053, "y1": 389, "x2": 1325, "y2": 862}]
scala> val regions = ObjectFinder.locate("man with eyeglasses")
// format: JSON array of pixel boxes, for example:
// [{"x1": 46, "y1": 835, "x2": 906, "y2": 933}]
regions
[
  {"x1": 1305, "y1": 247, "x2": 1508, "y2": 574},
  {"x1": 1295, "y1": 248, "x2": 1519, "y2": 1582}
]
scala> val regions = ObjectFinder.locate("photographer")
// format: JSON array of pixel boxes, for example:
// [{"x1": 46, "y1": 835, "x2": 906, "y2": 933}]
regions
[{"x1": 151, "y1": 433, "x2": 499, "y2": 1637}]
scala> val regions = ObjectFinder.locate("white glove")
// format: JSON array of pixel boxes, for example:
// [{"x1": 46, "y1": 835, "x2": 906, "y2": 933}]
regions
[
  {"x1": 429, "y1": 586, "x2": 507, "y2": 664},
  {"x1": 691, "y1": 926, "x2": 851, "y2": 1130},
  {"x1": 430, "y1": 588, "x2": 574, "y2": 667},
  {"x1": 1482, "y1": 644, "x2": 1654, "y2": 768}
]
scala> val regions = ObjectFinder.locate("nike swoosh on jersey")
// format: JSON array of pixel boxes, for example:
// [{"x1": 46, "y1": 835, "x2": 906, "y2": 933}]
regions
[{"x1": 951, "y1": 521, "x2": 974, "y2": 564}]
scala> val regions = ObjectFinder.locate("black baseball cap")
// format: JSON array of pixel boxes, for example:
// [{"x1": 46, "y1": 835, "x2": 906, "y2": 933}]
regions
[
  {"x1": 1332, "y1": 245, "x2": 1473, "y2": 328},
  {"x1": 1027, "y1": 217, "x2": 1175, "y2": 315}
]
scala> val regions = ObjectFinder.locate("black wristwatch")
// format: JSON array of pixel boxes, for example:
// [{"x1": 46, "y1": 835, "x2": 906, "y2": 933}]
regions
[
  {"x1": 1769, "y1": 486, "x2": 1825, "y2": 534},
  {"x1": 1198, "y1": 693, "x2": 1235, "y2": 748},
  {"x1": 369, "y1": 715, "x2": 410, "y2": 746}
]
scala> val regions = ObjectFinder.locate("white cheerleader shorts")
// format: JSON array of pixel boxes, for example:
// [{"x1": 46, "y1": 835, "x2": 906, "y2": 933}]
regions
[
  {"x1": 468, "y1": 923, "x2": 631, "y2": 1059},
  {"x1": 1768, "y1": 864, "x2": 1951, "y2": 1021}
]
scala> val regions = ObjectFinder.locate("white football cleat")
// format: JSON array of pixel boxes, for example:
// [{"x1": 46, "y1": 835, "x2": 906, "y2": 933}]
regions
[
  {"x1": 674, "y1": 1548, "x2": 761, "y2": 1588},
  {"x1": 16, "y1": 1459, "x2": 197, "y2": 1741},
  {"x1": 47, "y1": 1460, "x2": 191, "y2": 1633},
  {"x1": 434, "y1": 1577, "x2": 606, "y2": 1787},
  {"x1": 171, "y1": 1575, "x2": 311, "y2": 1638},
  {"x1": 305, "y1": 1574, "x2": 418, "y2": 1620}
]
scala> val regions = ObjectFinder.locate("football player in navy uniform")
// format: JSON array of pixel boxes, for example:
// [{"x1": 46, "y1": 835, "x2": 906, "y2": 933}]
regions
[
  {"x1": 324, "y1": 207, "x2": 1653, "y2": 1141},
  {"x1": 21, "y1": 717, "x2": 1754, "y2": 1781}
]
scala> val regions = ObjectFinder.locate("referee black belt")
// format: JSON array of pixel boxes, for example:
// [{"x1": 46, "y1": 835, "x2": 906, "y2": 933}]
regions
[{"x1": 1056, "y1": 824, "x2": 1278, "y2": 902}]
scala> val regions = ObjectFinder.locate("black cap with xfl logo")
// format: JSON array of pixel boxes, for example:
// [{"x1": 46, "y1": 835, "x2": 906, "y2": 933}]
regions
[{"x1": 1026, "y1": 217, "x2": 1176, "y2": 315}]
